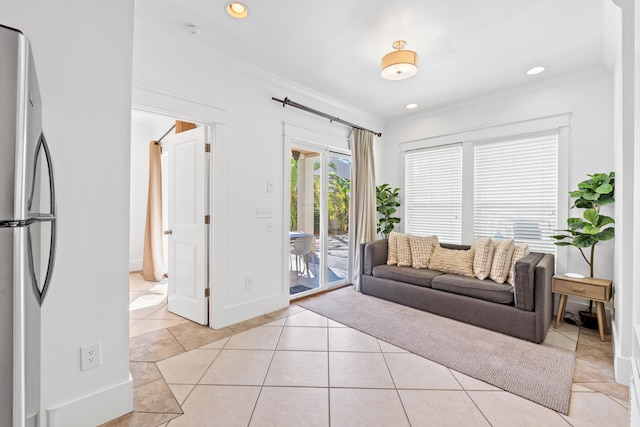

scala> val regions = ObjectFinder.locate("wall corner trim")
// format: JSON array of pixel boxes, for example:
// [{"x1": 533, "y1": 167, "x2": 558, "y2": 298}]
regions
[{"x1": 47, "y1": 374, "x2": 133, "y2": 427}]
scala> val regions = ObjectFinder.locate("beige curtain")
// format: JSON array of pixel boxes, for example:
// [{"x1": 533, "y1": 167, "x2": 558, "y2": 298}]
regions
[
  {"x1": 349, "y1": 129, "x2": 377, "y2": 291},
  {"x1": 142, "y1": 141, "x2": 165, "y2": 281}
]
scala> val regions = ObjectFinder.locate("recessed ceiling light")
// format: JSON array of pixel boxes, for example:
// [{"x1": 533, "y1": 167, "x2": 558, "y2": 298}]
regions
[
  {"x1": 226, "y1": 2, "x2": 248, "y2": 19},
  {"x1": 184, "y1": 24, "x2": 201, "y2": 36},
  {"x1": 526, "y1": 66, "x2": 546, "y2": 75},
  {"x1": 406, "y1": 103, "x2": 418, "y2": 109}
]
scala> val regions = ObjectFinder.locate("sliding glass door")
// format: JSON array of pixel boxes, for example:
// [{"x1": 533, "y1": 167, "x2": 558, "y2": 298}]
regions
[{"x1": 288, "y1": 145, "x2": 351, "y2": 297}]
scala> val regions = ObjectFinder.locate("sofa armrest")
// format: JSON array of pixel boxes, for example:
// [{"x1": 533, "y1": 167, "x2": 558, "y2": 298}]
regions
[
  {"x1": 361, "y1": 239, "x2": 388, "y2": 276},
  {"x1": 513, "y1": 253, "x2": 544, "y2": 311}
]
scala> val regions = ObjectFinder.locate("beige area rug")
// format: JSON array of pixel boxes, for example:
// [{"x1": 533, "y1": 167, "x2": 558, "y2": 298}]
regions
[{"x1": 298, "y1": 288, "x2": 575, "y2": 414}]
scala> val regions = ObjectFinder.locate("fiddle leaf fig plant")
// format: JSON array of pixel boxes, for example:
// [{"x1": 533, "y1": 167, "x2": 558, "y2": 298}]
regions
[
  {"x1": 376, "y1": 184, "x2": 401, "y2": 239},
  {"x1": 551, "y1": 172, "x2": 615, "y2": 277}
]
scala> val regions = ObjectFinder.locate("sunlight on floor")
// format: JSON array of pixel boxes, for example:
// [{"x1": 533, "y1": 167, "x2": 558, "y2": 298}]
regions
[{"x1": 129, "y1": 282, "x2": 168, "y2": 311}]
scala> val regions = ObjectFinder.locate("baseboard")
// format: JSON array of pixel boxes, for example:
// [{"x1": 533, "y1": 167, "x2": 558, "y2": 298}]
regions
[
  {"x1": 213, "y1": 293, "x2": 289, "y2": 329},
  {"x1": 47, "y1": 374, "x2": 133, "y2": 427},
  {"x1": 611, "y1": 323, "x2": 631, "y2": 386}
]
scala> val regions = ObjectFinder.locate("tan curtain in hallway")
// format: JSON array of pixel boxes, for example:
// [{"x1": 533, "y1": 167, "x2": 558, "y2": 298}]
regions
[
  {"x1": 142, "y1": 141, "x2": 165, "y2": 281},
  {"x1": 349, "y1": 129, "x2": 376, "y2": 291}
]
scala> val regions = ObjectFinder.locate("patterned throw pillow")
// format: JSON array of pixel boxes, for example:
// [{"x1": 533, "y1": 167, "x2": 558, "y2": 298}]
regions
[
  {"x1": 408, "y1": 235, "x2": 439, "y2": 269},
  {"x1": 427, "y1": 245, "x2": 476, "y2": 277},
  {"x1": 396, "y1": 233, "x2": 413, "y2": 267},
  {"x1": 387, "y1": 231, "x2": 399, "y2": 265},
  {"x1": 489, "y1": 239, "x2": 515, "y2": 284},
  {"x1": 507, "y1": 243, "x2": 530, "y2": 286},
  {"x1": 472, "y1": 237, "x2": 494, "y2": 280}
]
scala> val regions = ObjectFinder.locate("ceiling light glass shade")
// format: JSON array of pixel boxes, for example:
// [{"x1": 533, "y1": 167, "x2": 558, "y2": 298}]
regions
[
  {"x1": 226, "y1": 2, "x2": 248, "y2": 19},
  {"x1": 381, "y1": 41, "x2": 418, "y2": 81}
]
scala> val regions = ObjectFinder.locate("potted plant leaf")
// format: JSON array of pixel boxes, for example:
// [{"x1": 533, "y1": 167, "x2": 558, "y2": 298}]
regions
[
  {"x1": 376, "y1": 184, "x2": 401, "y2": 239},
  {"x1": 551, "y1": 172, "x2": 615, "y2": 328}
]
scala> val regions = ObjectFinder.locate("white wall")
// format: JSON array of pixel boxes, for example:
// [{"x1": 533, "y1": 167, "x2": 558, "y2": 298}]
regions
[
  {"x1": 0, "y1": 1, "x2": 134, "y2": 426},
  {"x1": 133, "y1": 21, "x2": 384, "y2": 328},
  {"x1": 382, "y1": 66, "x2": 615, "y2": 315}
]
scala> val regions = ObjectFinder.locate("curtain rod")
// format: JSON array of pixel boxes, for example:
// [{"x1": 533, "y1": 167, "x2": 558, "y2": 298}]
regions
[
  {"x1": 272, "y1": 97, "x2": 382, "y2": 137},
  {"x1": 154, "y1": 124, "x2": 176, "y2": 145}
]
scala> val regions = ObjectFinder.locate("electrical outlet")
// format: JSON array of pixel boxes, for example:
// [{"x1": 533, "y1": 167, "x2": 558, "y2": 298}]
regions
[
  {"x1": 81, "y1": 342, "x2": 102, "y2": 370},
  {"x1": 245, "y1": 277, "x2": 253, "y2": 289}
]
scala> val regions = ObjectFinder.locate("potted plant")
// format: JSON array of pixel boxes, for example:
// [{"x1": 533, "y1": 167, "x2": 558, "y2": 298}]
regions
[
  {"x1": 376, "y1": 184, "x2": 401, "y2": 239},
  {"x1": 551, "y1": 172, "x2": 615, "y2": 327}
]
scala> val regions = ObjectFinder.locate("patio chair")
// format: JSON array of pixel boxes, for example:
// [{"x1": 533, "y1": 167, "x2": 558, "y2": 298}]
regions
[{"x1": 290, "y1": 234, "x2": 316, "y2": 278}]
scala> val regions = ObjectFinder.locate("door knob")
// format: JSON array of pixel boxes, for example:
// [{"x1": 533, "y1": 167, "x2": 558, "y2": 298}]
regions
[{"x1": 164, "y1": 230, "x2": 173, "y2": 235}]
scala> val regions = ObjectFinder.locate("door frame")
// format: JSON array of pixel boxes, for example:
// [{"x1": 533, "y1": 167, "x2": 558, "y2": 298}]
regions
[
  {"x1": 131, "y1": 86, "x2": 226, "y2": 328},
  {"x1": 283, "y1": 124, "x2": 351, "y2": 299}
]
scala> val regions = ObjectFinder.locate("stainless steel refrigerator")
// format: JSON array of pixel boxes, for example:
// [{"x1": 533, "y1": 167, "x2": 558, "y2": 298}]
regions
[{"x1": 0, "y1": 24, "x2": 56, "y2": 427}]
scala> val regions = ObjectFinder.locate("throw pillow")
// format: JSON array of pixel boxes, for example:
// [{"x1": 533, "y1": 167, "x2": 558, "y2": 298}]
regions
[
  {"x1": 507, "y1": 243, "x2": 530, "y2": 286},
  {"x1": 489, "y1": 239, "x2": 515, "y2": 284},
  {"x1": 427, "y1": 245, "x2": 476, "y2": 277},
  {"x1": 387, "y1": 231, "x2": 399, "y2": 265},
  {"x1": 396, "y1": 233, "x2": 413, "y2": 267},
  {"x1": 471, "y1": 237, "x2": 494, "y2": 280},
  {"x1": 408, "y1": 235, "x2": 439, "y2": 269}
]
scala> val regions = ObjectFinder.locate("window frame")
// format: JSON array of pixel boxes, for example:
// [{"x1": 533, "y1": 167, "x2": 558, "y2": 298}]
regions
[{"x1": 399, "y1": 114, "x2": 570, "y2": 271}]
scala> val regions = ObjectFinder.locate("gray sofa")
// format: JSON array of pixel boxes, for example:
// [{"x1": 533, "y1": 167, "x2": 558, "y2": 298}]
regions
[{"x1": 360, "y1": 240, "x2": 555, "y2": 343}]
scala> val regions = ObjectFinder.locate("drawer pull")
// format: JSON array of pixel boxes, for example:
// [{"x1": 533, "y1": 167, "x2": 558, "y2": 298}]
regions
[{"x1": 571, "y1": 286, "x2": 585, "y2": 293}]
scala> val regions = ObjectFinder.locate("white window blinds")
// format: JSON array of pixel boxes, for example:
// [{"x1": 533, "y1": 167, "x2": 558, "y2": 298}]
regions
[
  {"x1": 473, "y1": 132, "x2": 558, "y2": 254},
  {"x1": 405, "y1": 144, "x2": 462, "y2": 244}
]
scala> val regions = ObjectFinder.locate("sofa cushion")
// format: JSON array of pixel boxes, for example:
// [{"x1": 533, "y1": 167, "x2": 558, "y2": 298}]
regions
[
  {"x1": 431, "y1": 274, "x2": 515, "y2": 305},
  {"x1": 472, "y1": 237, "x2": 494, "y2": 280},
  {"x1": 507, "y1": 243, "x2": 530, "y2": 286},
  {"x1": 408, "y1": 235, "x2": 439, "y2": 269},
  {"x1": 397, "y1": 233, "x2": 413, "y2": 267},
  {"x1": 372, "y1": 265, "x2": 444, "y2": 288},
  {"x1": 428, "y1": 246, "x2": 476, "y2": 278},
  {"x1": 489, "y1": 239, "x2": 515, "y2": 284},
  {"x1": 387, "y1": 232, "x2": 399, "y2": 265}
]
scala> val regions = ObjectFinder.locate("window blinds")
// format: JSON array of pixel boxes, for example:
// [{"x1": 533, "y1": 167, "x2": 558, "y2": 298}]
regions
[
  {"x1": 473, "y1": 131, "x2": 558, "y2": 254},
  {"x1": 404, "y1": 144, "x2": 463, "y2": 244}
]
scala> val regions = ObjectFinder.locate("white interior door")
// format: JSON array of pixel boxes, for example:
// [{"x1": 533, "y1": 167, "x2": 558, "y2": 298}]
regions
[{"x1": 165, "y1": 126, "x2": 209, "y2": 324}]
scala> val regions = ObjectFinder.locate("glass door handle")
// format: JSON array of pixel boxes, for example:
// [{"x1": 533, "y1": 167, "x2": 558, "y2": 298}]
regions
[{"x1": 164, "y1": 230, "x2": 173, "y2": 235}]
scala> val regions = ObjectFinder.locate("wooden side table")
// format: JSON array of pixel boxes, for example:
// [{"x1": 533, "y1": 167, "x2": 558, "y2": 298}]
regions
[{"x1": 553, "y1": 274, "x2": 612, "y2": 341}]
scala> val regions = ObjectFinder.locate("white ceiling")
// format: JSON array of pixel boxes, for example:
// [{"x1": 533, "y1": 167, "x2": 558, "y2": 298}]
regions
[{"x1": 134, "y1": 0, "x2": 606, "y2": 121}]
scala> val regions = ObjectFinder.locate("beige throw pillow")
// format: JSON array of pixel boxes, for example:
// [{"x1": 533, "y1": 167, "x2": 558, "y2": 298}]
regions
[
  {"x1": 507, "y1": 243, "x2": 530, "y2": 286},
  {"x1": 408, "y1": 235, "x2": 439, "y2": 269},
  {"x1": 427, "y1": 246, "x2": 476, "y2": 278},
  {"x1": 472, "y1": 237, "x2": 494, "y2": 280},
  {"x1": 387, "y1": 231, "x2": 399, "y2": 265},
  {"x1": 396, "y1": 233, "x2": 413, "y2": 267},
  {"x1": 489, "y1": 239, "x2": 515, "y2": 284}
]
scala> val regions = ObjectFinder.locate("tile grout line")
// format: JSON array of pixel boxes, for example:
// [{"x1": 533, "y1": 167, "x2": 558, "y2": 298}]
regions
[
  {"x1": 245, "y1": 317, "x2": 287, "y2": 426},
  {"x1": 379, "y1": 347, "x2": 412, "y2": 426}
]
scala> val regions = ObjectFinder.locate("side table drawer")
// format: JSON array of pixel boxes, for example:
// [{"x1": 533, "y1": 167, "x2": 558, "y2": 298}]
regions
[{"x1": 553, "y1": 278, "x2": 606, "y2": 301}]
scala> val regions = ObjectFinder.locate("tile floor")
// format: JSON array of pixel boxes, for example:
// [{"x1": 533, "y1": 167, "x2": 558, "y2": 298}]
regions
[{"x1": 102, "y1": 272, "x2": 630, "y2": 426}]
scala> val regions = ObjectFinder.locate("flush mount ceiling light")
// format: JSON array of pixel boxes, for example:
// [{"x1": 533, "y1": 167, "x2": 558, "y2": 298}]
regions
[
  {"x1": 406, "y1": 103, "x2": 418, "y2": 109},
  {"x1": 226, "y1": 2, "x2": 248, "y2": 19},
  {"x1": 526, "y1": 66, "x2": 546, "y2": 75},
  {"x1": 381, "y1": 40, "x2": 418, "y2": 81}
]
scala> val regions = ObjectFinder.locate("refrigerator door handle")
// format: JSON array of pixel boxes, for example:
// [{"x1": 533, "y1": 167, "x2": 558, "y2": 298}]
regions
[
  {"x1": 27, "y1": 132, "x2": 56, "y2": 216},
  {"x1": 26, "y1": 218, "x2": 56, "y2": 306},
  {"x1": 26, "y1": 131, "x2": 56, "y2": 306}
]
